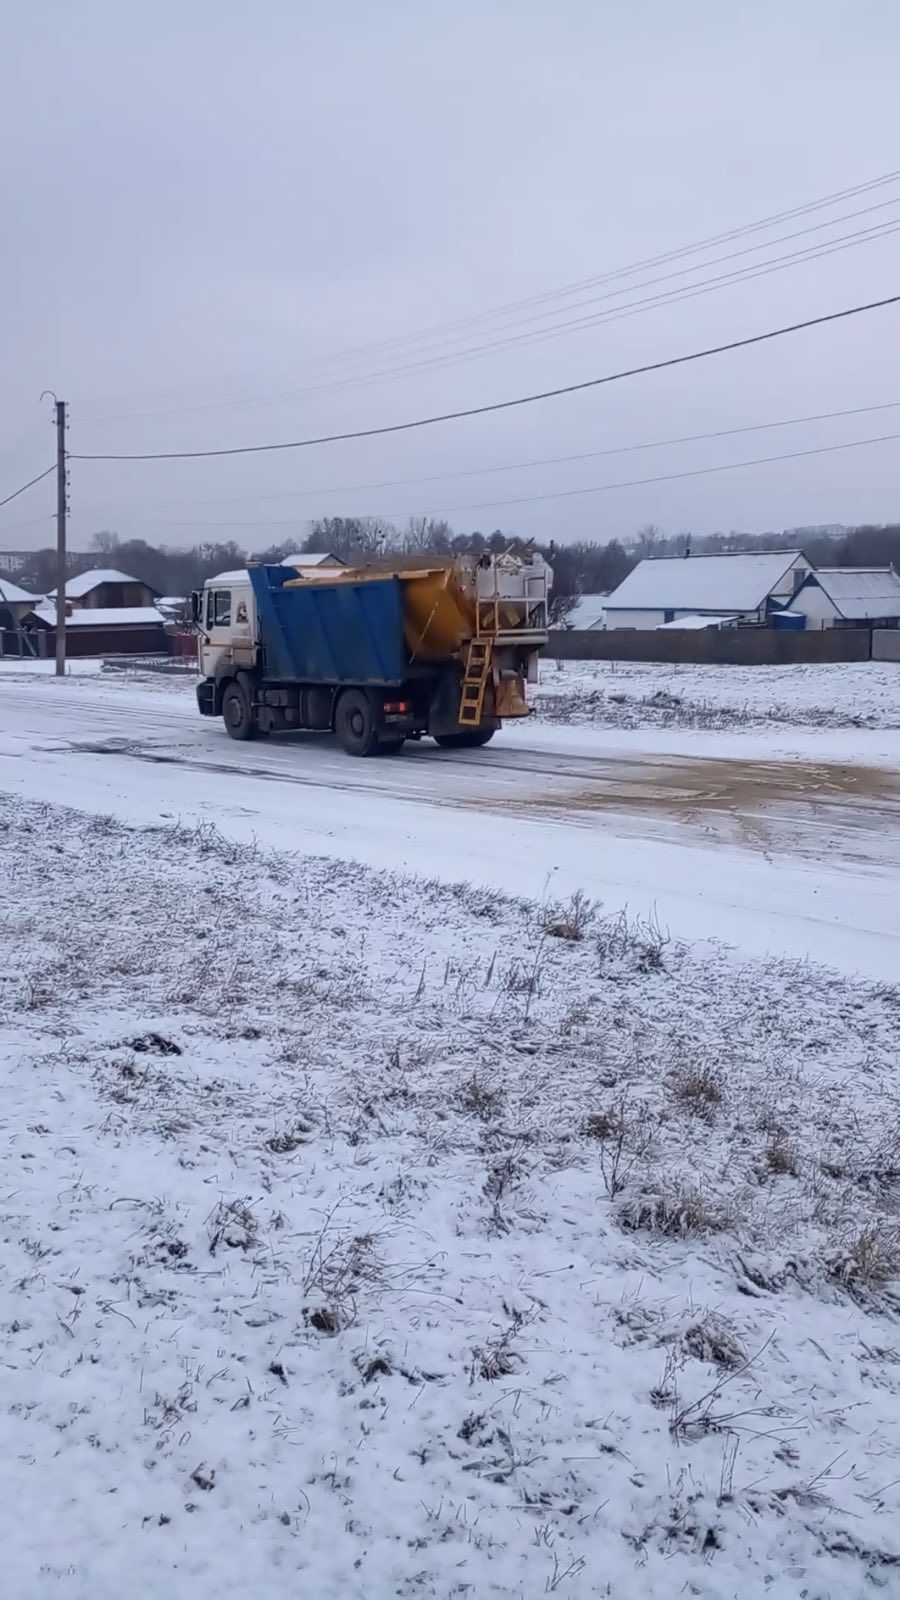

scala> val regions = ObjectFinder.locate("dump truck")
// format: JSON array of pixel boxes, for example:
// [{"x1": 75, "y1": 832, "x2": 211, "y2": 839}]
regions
[{"x1": 192, "y1": 550, "x2": 550, "y2": 756}]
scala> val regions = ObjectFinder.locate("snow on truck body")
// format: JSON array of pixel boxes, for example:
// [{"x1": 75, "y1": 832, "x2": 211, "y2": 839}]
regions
[{"x1": 193, "y1": 552, "x2": 551, "y2": 756}]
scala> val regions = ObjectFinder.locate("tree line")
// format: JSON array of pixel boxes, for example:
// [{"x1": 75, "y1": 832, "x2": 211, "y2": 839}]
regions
[{"x1": 11, "y1": 515, "x2": 900, "y2": 618}]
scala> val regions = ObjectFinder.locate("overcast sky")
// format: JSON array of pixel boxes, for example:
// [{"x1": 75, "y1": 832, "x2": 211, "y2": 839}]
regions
[{"x1": 2, "y1": 1, "x2": 899, "y2": 553}]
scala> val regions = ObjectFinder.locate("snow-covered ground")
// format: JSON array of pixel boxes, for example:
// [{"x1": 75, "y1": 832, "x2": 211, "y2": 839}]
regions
[
  {"x1": 534, "y1": 660, "x2": 900, "y2": 731},
  {"x1": 3, "y1": 795, "x2": 900, "y2": 1600}
]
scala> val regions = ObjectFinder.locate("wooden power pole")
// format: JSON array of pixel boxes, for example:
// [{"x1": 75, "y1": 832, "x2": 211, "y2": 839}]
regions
[{"x1": 54, "y1": 399, "x2": 67, "y2": 676}]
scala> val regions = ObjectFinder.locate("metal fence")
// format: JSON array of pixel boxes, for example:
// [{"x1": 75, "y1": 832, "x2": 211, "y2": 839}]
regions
[{"x1": 545, "y1": 627, "x2": 876, "y2": 665}]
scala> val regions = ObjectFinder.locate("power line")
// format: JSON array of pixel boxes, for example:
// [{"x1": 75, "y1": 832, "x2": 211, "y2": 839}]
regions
[
  {"x1": 322, "y1": 168, "x2": 900, "y2": 360},
  {"x1": 401, "y1": 430, "x2": 900, "y2": 518},
  {"x1": 81, "y1": 398, "x2": 900, "y2": 522},
  {"x1": 74, "y1": 165, "x2": 900, "y2": 417},
  {"x1": 0, "y1": 513, "x2": 54, "y2": 536},
  {"x1": 80, "y1": 204, "x2": 900, "y2": 423},
  {"x1": 75, "y1": 428, "x2": 900, "y2": 533},
  {"x1": 0, "y1": 463, "x2": 56, "y2": 510},
  {"x1": 70, "y1": 293, "x2": 900, "y2": 464},
  {"x1": 246, "y1": 217, "x2": 900, "y2": 404}
]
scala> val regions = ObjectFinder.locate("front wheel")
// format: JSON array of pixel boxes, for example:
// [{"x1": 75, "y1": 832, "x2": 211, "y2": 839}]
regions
[
  {"x1": 222, "y1": 680, "x2": 256, "y2": 741},
  {"x1": 334, "y1": 689, "x2": 380, "y2": 756},
  {"x1": 434, "y1": 728, "x2": 496, "y2": 750}
]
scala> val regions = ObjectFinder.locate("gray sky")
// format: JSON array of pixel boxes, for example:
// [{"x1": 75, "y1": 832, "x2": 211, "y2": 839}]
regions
[{"x1": 2, "y1": 0, "x2": 899, "y2": 552}]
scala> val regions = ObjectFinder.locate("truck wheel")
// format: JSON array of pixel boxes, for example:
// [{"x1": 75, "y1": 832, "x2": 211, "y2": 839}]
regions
[
  {"x1": 335, "y1": 689, "x2": 379, "y2": 756},
  {"x1": 434, "y1": 729, "x2": 495, "y2": 750},
  {"x1": 222, "y1": 680, "x2": 256, "y2": 741}
]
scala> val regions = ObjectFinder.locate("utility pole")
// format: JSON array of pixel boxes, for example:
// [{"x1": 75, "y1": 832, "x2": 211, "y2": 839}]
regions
[{"x1": 54, "y1": 399, "x2": 67, "y2": 676}]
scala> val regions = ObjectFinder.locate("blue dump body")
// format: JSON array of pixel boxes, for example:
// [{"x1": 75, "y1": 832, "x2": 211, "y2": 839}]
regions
[{"x1": 249, "y1": 566, "x2": 407, "y2": 685}]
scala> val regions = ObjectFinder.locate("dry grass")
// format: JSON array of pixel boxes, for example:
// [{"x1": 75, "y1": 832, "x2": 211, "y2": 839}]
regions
[
  {"x1": 827, "y1": 1223, "x2": 900, "y2": 1292},
  {"x1": 596, "y1": 908, "x2": 672, "y2": 973},
  {"x1": 541, "y1": 890, "x2": 598, "y2": 943},
  {"x1": 619, "y1": 1181, "x2": 732, "y2": 1239},
  {"x1": 458, "y1": 1072, "x2": 504, "y2": 1120},
  {"x1": 681, "y1": 1313, "x2": 746, "y2": 1370},
  {"x1": 765, "y1": 1135, "x2": 799, "y2": 1176},
  {"x1": 669, "y1": 1064, "x2": 723, "y2": 1119},
  {"x1": 302, "y1": 1223, "x2": 382, "y2": 1334},
  {"x1": 583, "y1": 1107, "x2": 623, "y2": 1142}
]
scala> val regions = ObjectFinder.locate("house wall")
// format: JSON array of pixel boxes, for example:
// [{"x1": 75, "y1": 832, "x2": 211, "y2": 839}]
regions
[
  {"x1": 32, "y1": 623, "x2": 167, "y2": 657},
  {"x1": 545, "y1": 628, "x2": 872, "y2": 665},
  {"x1": 77, "y1": 581, "x2": 157, "y2": 610},
  {"x1": 786, "y1": 583, "x2": 841, "y2": 630},
  {"x1": 603, "y1": 607, "x2": 667, "y2": 630},
  {"x1": 769, "y1": 555, "x2": 809, "y2": 601}
]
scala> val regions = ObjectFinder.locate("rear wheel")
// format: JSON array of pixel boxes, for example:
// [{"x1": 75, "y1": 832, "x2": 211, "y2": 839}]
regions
[
  {"x1": 222, "y1": 680, "x2": 256, "y2": 741},
  {"x1": 434, "y1": 728, "x2": 495, "y2": 750},
  {"x1": 335, "y1": 689, "x2": 380, "y2": 757}
]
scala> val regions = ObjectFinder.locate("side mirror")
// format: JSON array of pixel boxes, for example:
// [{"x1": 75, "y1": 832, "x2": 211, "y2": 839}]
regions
[{"x1": 190, "y1": 591, "x2": 201, "y2": 627}]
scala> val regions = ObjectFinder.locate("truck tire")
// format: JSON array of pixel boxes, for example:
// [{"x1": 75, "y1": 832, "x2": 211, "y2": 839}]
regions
[
  {"x1": 222, "y1": 680, "x2": 256, "y2": 741},
  {"x1": 334, "y1": 689, "x2": 380, "y2": 757},
  {"x1": 434, "y1": 729, "x2": 495, "y2": 750}
]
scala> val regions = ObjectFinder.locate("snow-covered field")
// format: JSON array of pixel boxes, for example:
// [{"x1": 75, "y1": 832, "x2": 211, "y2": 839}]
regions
[
  {"x1": 3, "y1": 796, "x2": 900, "y2": 1599},
  {"x1": 534, "y1": 660, "x2": 900, "y2": 731}
]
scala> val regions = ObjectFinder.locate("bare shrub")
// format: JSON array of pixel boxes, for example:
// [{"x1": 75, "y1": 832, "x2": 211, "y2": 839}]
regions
[
  {"x1": 827, "y1": 1224, "x2": 900, "y2": 1292},
  {"x1": 765, "y1": 1135, "x2": 798, "y2": 1176},
  {"x1": 208, "y1": 1198, "x2": 259, "y2": 1254},
  {"x1": 597, "y1": 908, "x2": 671, "y2": 973},
  {"x1": 619, "y1": 1181, "x2": 731, "y2": 1239},
  {"x1": 484, "y1": 1147, "x2": 528, "y2": 1202},
  {"x1": 583, "y1": 1107, "x2": 622, "y2": 1142},
  {"x1": 585, "y1": 1095, "x2": 654, "y2": 1199},
  {"x1": 669, "y1": 1064, "x2": 723, "y2": 1119},
  {"x1": 541, "y1": 890, "x2": 598, "y2": 943},
  {"x1": 265, "y1": 1116, "x2": 315, "y2": 1155},
  {"x1": 303, "y1": 1226, "x2": 381, "y2": 1334},
  {"x1": 681, "y1": 1313, "x2": 746, "y2": 1370},
  {"x1": 471, "y1": 1307, "x2": 535, "y2": 1382},
  {"x1": 458, "y1": 1073, "x2": 504, "y2": 1121}
]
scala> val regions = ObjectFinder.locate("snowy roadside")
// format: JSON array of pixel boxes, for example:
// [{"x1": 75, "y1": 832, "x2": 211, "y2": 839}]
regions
[
  {"x1": 3, "y1": 798, "x2": 900, "y2": 1598},
  {"x1": 532, "y1": 659, "x2": 900, "y2": 731}
]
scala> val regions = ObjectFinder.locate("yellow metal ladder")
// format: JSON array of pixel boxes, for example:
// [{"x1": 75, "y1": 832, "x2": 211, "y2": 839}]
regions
[{"x1": 458, "y1": 638, "x2": 493, "y2": 727}]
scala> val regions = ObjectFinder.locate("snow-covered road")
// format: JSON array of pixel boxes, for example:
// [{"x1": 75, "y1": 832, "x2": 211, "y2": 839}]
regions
[{"x1": 1, "y1": 674, "x2": 898, "y2": 978}]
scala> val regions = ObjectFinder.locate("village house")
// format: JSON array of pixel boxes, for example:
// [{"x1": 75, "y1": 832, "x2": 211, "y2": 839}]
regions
[
  {"x1": 604, "y1": 550, "x2": 811, "y2": 630},
  {"x1": 49, "y1": 567, "x2": 160, "y2": 610},
  {"x1": 786, "y1": 567, "x2": 900, "y2": 630}
]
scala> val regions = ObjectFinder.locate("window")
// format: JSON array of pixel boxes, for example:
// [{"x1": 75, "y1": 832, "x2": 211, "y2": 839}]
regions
[{"x1": 206, "y1": 589, "x2": 231, "y2": 628}]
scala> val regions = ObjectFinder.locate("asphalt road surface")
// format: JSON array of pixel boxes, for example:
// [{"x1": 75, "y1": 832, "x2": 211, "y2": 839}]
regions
[{"x1": 1, "y1": 675, "x2": 898, "y2": 979}]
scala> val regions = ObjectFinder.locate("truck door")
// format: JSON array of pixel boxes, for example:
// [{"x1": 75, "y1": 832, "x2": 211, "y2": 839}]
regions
[{"x1": 200, "y1": 586, "x2": 233, "y2": 677}]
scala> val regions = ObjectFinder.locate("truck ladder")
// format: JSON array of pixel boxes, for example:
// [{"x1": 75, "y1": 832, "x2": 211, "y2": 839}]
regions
[{"x1": 458, "y1": 638, "x2": 493, "y2": 726}]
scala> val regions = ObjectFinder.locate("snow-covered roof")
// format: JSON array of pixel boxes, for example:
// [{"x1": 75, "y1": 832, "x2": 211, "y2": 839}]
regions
[
  {"x1": 567, "y1": 593, "x2": 607, "y2": 629},
  {"x1": 809, "y1": 567, "x2": 900, "y2": 620},
  {"x1": 50, "y1": 567, "x2": 153, "y2": 599},
  {"x1": 607, "y1": 551, "x2": 805, "y2": 613},
  {"x1": 279, "y1": 551, "x2": 343, "y2": 567},
  {"x1": 656, "y1": 613, "x2": 737, "y2": 630},
  {"x1": 208, "y1": 569, "x2": 251, "y2": 585},
  {"x1": 33, "y1": 605, "x2": 165, "y2": 628},
  {"x1": 0, "y1": 577, "x2": 42, "y2": 605}
]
